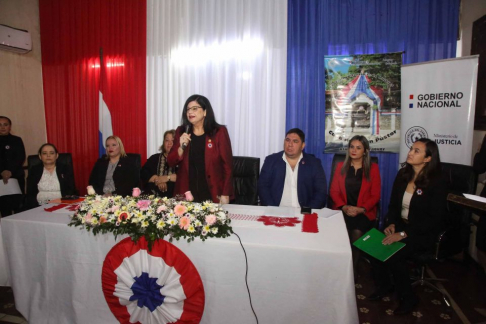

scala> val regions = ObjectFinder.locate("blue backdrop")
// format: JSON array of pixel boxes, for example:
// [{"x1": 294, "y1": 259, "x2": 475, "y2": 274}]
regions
[{"x1": 286, "y1": 0, "x2": 460, "y2": 220}]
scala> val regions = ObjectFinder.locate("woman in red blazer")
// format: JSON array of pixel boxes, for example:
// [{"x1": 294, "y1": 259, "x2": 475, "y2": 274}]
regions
[
  {"x1": 168, "y1": 94, "x2": 234, "y2": 204},
  {"x1": 329, "y1": 135, "x2": 381, "y2": 274}
]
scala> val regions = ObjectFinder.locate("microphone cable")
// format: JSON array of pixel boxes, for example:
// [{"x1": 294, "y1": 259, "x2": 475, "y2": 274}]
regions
[{"x1": 232, "y1": 231, "x2": 259, "y2": 324}]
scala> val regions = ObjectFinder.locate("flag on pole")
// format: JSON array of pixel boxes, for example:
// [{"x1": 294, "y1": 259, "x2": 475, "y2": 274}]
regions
[{"x1": 99, "y1": 48, "x2": 113, "y2": 157}]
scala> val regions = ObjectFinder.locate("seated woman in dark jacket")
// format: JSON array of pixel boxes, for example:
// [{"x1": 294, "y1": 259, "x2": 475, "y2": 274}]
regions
[
  {"x1": 369, "y1": 138, "x2": 446, "y2": 315},
  {"x1": 0, "y1": 116, "x2": 26, "y2": 216},
  {"x1": 141, "y1": 129, "x2": 178, "y2": 197},
  {"x1": 25, "y1": 143, "x2": 75, "y2": 209},
  {"x1": 89, "y1": 135, "x2": 139, "y2": 197},
  {"x1": 329, "y1": 135, "x2": 381, "y2": 276}
]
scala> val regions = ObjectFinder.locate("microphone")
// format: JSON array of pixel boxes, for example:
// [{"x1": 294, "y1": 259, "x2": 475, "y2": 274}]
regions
[{"x1": 181, "y1": 125, "x2": 190, "y2": 149}]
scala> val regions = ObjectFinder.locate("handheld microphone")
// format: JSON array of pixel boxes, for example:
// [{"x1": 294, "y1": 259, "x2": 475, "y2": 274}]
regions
[{"x1": 181, "y1": 125, "x2": 190, "y2": 149}]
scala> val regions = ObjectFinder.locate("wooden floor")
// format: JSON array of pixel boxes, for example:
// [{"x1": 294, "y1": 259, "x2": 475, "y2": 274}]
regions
[{"x1": 0, "y1": 255, "x2": 485, "y2": 323}]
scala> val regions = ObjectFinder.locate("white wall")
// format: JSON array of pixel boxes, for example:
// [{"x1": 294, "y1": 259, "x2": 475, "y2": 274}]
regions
[{"x1": 0, "y1": 0, "x2": 47, "y2": 158}]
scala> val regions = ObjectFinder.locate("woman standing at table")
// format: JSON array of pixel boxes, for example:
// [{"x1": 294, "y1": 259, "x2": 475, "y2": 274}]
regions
[
  {"x1": 329, "y1": 135, "x2": 381, "y2": 276},
  {"x1": 369, "y1": 138, "x2": 446, "y2": 315},
  {"x1": 0, "y1": 116, "x2": 26, "y2": 217},
  {"x1": 89, "y1": 135, "x2": 139, "y2": 197},
  {"x1": 141, "y1": 129, "x2": 177, "y2": 197},
  {"x1": 25, "y1": 143, "x2": 75, "y2": 209},
  {"x1": 168, "y1": 94, "x2": 234, "y2": 204}
]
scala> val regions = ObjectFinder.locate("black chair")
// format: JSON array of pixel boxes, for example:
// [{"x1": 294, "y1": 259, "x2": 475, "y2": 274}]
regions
[
  {"x1": 232, "y1": 156, "x2": 260, "y2": 205},
  {"x1": 126, "y1": 153, "x2": 142, "y2": 173},
  {"x1": 27, "y1": 153, "x2": 77, "y2": 194},
  {"x1": 440, "y1": 162, "x2": 477, "y2": 258},
  {"x1": 409, "y1": 162, "x2": 477, "y2": 310},
  {"x1": 127, "y1": 153, "x2": 142, "y2": 189}
]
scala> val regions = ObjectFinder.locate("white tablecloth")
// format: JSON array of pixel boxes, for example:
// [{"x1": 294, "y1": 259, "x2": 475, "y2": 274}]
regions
[
  {"x1": 0, "y1": 220, "x2": 10, "y2": 286},
  {"x1": 1, "y1": 204, "x2": 358, "y2": 324}
]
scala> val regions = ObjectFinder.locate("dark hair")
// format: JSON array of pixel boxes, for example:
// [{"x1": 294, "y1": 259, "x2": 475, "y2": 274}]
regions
[
  {"x1": 159, "y1": 129, "x2": 176, "y2": 153},
  {"x1": 401, "y1": 138, "x2": 441, "y2": 187},
  {"x1": 180, "y1": 94, "x2": 222, "y2": 135},
  {"x1": 38, "y1": 143, "x2": 58, "y2": 155},
  {"x1": 0, "y1": 116, "x2": 12, "y2": 126},
  {"x1": 341, "y1": 135, "x2": 371, "y2": 180},
  {"x1": 286, "y1": 128, "x2": 305, "y2": 143}
]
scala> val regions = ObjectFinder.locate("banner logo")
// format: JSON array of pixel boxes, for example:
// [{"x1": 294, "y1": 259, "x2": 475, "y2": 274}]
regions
[{"x1": 405, "y1": 126, "x2": 428, "y2": 148}]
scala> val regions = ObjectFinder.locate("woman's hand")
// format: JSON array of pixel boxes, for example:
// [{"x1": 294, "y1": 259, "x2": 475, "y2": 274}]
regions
[
  {"x1": 384, "y1": 224, "x2": 395, "y2": 236},
  {"x1": 157, "y1": 181, "x2": 168, "y2": 192},
  {"x1": 149, "y1": 175, "x2": 158, "y2": 184},
  {"x1": 219, "y1": 195, "x2": 229, "y2": 205},
  {"x1": 178, "y1": 133, "x2": 191, "y2": 157},
  {"x1": 1, "y1": 170, "x2": 12, "y2": 184},
  {"x1": 342, "y1": 205, "x2": 365, "y2": 217},
  {"x1": 382, "y1": 232, "x2": 405, "y2": 245}
]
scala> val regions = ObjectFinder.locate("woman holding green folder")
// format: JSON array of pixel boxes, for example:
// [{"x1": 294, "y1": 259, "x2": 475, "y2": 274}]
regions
[
  {"x1": 329, "y1": 135, "x2": 381, "y2": 278},
  {"x1": 369, "y1": 138, "x2": 447, "y2": 315}
]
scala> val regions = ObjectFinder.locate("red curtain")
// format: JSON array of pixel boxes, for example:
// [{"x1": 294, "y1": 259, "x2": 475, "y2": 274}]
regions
[{"x1": 39, "y1": 0, "x2": 146, "y2": 195}]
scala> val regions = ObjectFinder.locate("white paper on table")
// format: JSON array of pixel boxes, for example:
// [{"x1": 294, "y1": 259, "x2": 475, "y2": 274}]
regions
[
  {"x1": 0, "y1": 178, "x2": 21, "y2": 196},
  {"x1": 463, "y1": 193, "x2": 486, "y2": 204}
]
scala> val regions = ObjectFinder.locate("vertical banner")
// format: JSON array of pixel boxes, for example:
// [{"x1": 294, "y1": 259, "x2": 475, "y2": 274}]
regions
[
  {"x1": 324, "y1": 53, "x2": 402, "y2": 153},
  {"x1": 400, "y1": 56, "x2": 478, "y2": 165}
]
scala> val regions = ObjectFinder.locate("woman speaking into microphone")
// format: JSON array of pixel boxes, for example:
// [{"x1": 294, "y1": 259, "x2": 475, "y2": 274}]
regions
[{"x1": 168, "y1": 94, "x2": 234, "y2": 204}]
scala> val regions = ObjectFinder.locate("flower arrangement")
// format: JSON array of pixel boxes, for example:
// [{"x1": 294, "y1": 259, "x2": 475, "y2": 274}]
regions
[{"x1": 68, "y1": 187, "x2": 233, "y2": 249}]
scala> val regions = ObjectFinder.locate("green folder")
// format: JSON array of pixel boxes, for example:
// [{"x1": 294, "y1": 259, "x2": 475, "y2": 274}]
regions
[{"x1": 353, "y1": 228, "x2": 406, "y2": 262}]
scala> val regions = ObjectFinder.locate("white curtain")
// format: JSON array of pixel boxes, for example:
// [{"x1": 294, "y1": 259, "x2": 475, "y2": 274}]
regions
[{"x1": 147, "y1": 0, "x2": 288, "y2": 166}]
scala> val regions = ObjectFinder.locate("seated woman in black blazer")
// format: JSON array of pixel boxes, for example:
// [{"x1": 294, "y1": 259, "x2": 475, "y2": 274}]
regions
[
  {"x1": 369, "y1": 138, "x2": 447, "y2": 315},
  {"x1": 89, "y1": 135, "x2": 139, "y2": 197},
  {"x1": 141, "y1": 129, "x2": 178, "y2": 197},
  {"x1": 25, "y1": 143, "x2": 75, "y2": 209}
]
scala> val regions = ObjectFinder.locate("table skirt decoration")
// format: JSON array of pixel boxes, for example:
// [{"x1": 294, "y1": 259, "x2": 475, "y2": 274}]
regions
[{"x1": 102, "y1": 236, "x2": 204, "y2": 324}]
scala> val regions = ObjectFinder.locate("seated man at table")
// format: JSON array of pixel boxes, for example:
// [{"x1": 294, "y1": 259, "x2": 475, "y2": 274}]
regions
[{"x1": 258, "y1": 128, "x2": 327, "y2": 209}]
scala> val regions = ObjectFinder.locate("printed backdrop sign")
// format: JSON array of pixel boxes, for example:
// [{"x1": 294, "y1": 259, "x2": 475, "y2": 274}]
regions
[
  {"x1": 325, "y1": 53, "x2": 402, "y2": 153},
  {"x1": 400, "y1": 56, "x2": 478, "y2": 165}
]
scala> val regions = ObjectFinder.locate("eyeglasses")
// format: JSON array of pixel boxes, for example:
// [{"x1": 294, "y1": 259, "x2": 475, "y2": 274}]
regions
[{"x1": 186, "y1": 106, "x2": 202, "y2": 113}]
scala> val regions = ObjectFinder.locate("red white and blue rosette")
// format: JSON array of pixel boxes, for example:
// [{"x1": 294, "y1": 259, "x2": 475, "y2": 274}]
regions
[{"x1": 102, "y1": 237, "x2": 205, "y2": 324}]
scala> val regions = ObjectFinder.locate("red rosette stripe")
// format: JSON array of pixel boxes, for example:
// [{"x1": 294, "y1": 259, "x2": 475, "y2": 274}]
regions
[{"x1": 102, "y1": 237, "x2": 205, "y2": 324}]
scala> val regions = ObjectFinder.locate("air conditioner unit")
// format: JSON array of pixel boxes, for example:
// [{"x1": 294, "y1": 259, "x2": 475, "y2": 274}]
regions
[{"x1": 0, "y1": 24, "x2": 32, "y2": 54}]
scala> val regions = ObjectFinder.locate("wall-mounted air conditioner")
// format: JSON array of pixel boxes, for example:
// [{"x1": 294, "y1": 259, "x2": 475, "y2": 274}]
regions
[{"x1": 0, "y1": 24, "x2": 32, "y2": 54}]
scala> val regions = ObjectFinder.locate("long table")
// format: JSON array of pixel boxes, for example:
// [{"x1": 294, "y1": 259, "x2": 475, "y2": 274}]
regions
[{"x1": 1, "y1": 204, "x2": 358, "y2": 324}]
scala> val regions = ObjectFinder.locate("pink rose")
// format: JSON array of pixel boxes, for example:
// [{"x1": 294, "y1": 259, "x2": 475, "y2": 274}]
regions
[
  {"x1": 137, "y1": 200, "x2": 151, "y2": 211},
  {"x1": 87, "y1": 185, "x2": 96, "y2": 195},
  {"x1": 85, "y1": 213, "x2": 93, "y2": 223},
  {"x1": 132, "y1": 187, "x2": 141, "y2": 197},
  {"x1": 174, "y1": 204, "x2": 188, "y2": 217},
  {"x1": 205, "y1": 214, "x2": 217, "y2": 225},
  {"x1": 99, "y1": 216, "x2": 107, "y2": 224},
  {"x1": 184, "y1": 191, "x2": 194, "y2": 202},
  {"x1": 111, "y1": 205, "x2": 120, "y2": 213},
  {"x1": 179, "y1": 216, "x2": 190, "y2": 230}
]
